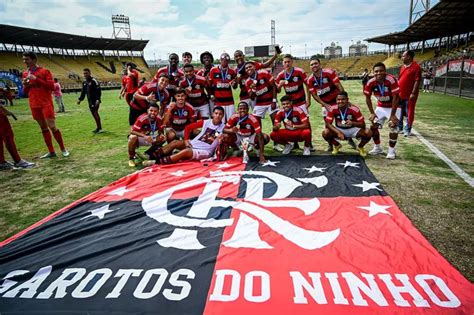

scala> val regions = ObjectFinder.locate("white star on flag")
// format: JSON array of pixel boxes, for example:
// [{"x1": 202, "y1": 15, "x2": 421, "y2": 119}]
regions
[
  {"x1": 358, "y1": 201, "x2": 392, "y2": 217},
  {"x1": 352, "y1": 181, "x2": 382, "y2": 192},
  {"x1": 338, "y1": 161, "x2": 360, "y2": 169},
  {"x1": 170, "y1": 170, "x2": 187, "y2": 177},
  {"x1": 261, "y1": 160, "x2": 280, "y2": 167},
  {"x1": 217, "y1": 162, "x2": 235, "y2": 169},
  {"x1": 81, "y1": 204, "x2": 114, "y2": 220},
  {"x1": 303, "y1": 166, "x2": 326, "y2": 173},
  {"x1": 107, "y1": 186, "x2": 134, "y2": 197}
]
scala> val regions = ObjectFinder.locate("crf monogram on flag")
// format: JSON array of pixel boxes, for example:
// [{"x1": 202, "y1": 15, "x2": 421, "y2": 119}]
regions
[{"x1": 0, "y1": 156, "x2": 473, "y2": 314}]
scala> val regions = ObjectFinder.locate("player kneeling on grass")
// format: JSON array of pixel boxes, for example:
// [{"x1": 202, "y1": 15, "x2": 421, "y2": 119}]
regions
[
  {"x1": 162, "y1": 88, "x2": 196, "y2": 142},
  {"x1": 322, "y1": 91, "x2": 372, "y2": 157},
  {"x1": 223, "y1": 102, "x2": 268, "y2": 164},
  {"x1": 0, "y1": 100, "x2": 35, "y2": 170},
  {"x1": 270, "y1": 95, "x2": 311, "y2": 156},
  {"x1": 142, "y1": 106, "x2": 225, "y2": 166},
  {"x1": 127, "y1": 103, "x2": 166, "y2": 167}
]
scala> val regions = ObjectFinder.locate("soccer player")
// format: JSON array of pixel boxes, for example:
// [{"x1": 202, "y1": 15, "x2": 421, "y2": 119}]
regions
[
  {"x1": 306, "y1": 57, "x2": 355, "y2": 151},
  {"x1": 143, "y1": 106, "x2": 226, "y2": 165},
  {"x1": 178, "y1": 64, "x2": 210, "y2": 119},
  {"x1": 322, "y1": 91, "x2": 372, "y2": 157},
  {"x1": 52, "y1": 78, "x2": 65, "y2": 113},
  {"x1": 0, "y1": 100, "x2": 35, "y2": 170},
  {"x1": 275, "y1": 54, "x2": 308, "y2": 114},
  {"x1": 21, "y1": 51, "x2": 69, "y2": 158},
  {"x1": 233, "y1": 48, "x2": 279, "y2": 106},
  {"x1": 128, "y1": 103, "x2": 166, "y2": 167},
  {"x1": 182, "y1": 52, "x2": 193, "y2": 67},
  {"x1": 130, "y1": 73, "x2": 170, "y2": 125},
  {"x1": 223, "y1": 102, "x2": 268, "y2": 164},
  {"x1": 364, "y1": 62, "x2": 400, "y2": 159},
  {"x1": 77, "y1": 68, "x2": 103, "y2": 133},
  {"x1": 244, "y1": 61, "x2": 277, "y2": 121},
  {"x1": 270, "y1": 95, "x2": 311, "y2": 155},
  {"x1": 398, "y1": 50, "x2": 421, "y2": 136},
  {"x1": 208, "y1": 53, "x2": 237, "y2": 120},
  {"x1": 162, "y1": 88, "x2": 196, "y2": 142},
  {"x1": 197, "y1": 51, "x2": 214, "y2": 79},
  {"x1": 153, "y1": 53, "x2": 183, "y2": 99}
]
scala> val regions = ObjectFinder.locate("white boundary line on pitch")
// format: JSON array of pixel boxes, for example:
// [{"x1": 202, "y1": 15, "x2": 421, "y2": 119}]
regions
[{"x1": 412, "y1": 128, "x2": 474, "y2": 188}]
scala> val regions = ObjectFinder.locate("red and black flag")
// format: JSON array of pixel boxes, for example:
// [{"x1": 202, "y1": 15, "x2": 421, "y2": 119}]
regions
[{"x1": 1, "y1": 156, "x2": 473, "y2": 314}]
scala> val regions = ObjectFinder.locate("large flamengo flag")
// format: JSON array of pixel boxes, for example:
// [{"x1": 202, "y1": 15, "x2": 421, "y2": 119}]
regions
[{"x1": 0, "y1": 156, "x2": 472, "y2": 314}]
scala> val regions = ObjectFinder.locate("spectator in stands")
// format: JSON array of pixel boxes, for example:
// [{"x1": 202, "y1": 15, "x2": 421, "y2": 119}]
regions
[
  {"x1": 52, "y1": 78, "x2": 65, "y2": 113},
  {"x1": 22, "y1": 51, "x2": 69, "y2": 158},
  {"x1": 398, "y1": 50, "x2": 421, "y2": 137},
  {"x1": 77, "y1": 68, "x2": 103, "y2": 133},
  {"x1": 0, "y1": 99, "x2": 35, "y2": 170}
]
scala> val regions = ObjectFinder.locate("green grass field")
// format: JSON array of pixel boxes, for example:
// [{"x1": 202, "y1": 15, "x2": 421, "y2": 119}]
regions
[{"x1": 1, "y1": 81, "x2": 473, "y2": 281}]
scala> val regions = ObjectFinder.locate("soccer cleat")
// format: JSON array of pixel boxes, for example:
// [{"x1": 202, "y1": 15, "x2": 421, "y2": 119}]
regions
[
  {"x1": 331, "y1": 144, "x2": 342, "y2": 155},
  {"x1": 40, "y1": 152, "x2": 57, "y2": 159},
  {"x1": 282, "y1": 143, "x2": 294, "y2": 155},
  {"x1": 62, "y1": 149, "x2": 70, "y2": 157},
  {"x1": 128, "y1": 159, "x2": 136, "y2": 167},
  {"x1": 404, "y1": 128, "x2": 411, "y2": 137},
  {"x1": 14, "y1": 159, "x2": 36, "y2": 169},
  {"x1": 368, "y1": 145, "x2": 383, "y2": 155},
  {"x1": 386, "y1": 148, "x2": 396, "y2": 159},
  {"x1": 357, "y1": 146, "x2": 367, "y2": 158},
  {"x1": 309, "y1": 143, "x2": 316, "y2": 152},
  {"x1": 273, "y1": 144, "x2": 283, "y2": 152},
  {"x1": 326, "y1": 143, "x2": 333, "y2": 152},
  {"x1": 348, "y1": 138, "x2": 357, "y2": 150},
  {"x1": 0, "y1": 162, "x2": 15, "y2": 170},
  {"x1": 303, "y1": 146, "x2": 311, "y2": 156}
]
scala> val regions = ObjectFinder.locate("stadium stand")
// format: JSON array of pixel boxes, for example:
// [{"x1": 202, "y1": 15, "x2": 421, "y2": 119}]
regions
[{"x1": 0, "y1": 24, "x2": 152, "y2": 90}]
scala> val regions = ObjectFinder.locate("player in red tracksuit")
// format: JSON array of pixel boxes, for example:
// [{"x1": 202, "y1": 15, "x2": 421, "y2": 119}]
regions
[
  {"x1": 208, "y1": 53, "x2": 237, "y2": 121},
  {"x1": 0, "y1": 100, "x2": 35, "y2": 170},
  {"x1": 270, "y1": 95, "x2": 311, "y2": 156},
  {"x1": 323, "y1": 91, "x2": 372, "y2": 157},
  {"x1": 22, "y1": 52, "x2": 68, "y2": 158}
]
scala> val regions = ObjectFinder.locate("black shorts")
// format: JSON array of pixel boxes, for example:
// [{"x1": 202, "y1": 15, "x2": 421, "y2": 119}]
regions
[
  {"x1": 126, "y1": 93, "x2": 134, "y2": 104},
  {"x1": 89, "y1": 102, "x2": 100, "y2": 113}
]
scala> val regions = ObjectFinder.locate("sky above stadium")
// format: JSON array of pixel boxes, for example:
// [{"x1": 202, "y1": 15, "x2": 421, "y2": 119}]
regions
[{"x1": 1, "y1": 0, "x2": 439, "y2": 61}]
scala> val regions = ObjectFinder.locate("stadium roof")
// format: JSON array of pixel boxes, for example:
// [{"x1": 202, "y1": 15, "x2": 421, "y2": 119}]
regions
[
  {"x1": 0, "y1": 24, "x2": 148, "y2": 51},
  {"x1": 366, "y1": 0, "x2": 474, "y2": 45}
]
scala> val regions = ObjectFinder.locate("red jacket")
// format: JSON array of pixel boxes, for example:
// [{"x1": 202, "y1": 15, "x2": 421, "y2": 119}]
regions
[{"x1": 22, "y1": 66, "x2": 54, "y2": 109}]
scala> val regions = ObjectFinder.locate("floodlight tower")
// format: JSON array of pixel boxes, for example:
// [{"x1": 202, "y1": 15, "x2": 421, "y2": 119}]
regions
[
  {"x1": 112, "y1": 14, "x2": 131, "y2": 39},
  {"x1": 271, "y1": 20, "x2": 275, "y2": 46},
  {"x1": 409, "y1": 0, "x2": 430, "y2": 25}
]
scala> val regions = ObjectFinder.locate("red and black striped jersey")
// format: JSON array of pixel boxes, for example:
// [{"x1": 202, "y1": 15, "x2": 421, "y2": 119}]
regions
[
  {"x1": 132, "y1": 113, "x2": 163, "y2": 134},
  {"x1": 153, "y1": 66, "x2": 184, "y2": 90},
  {"x1": 178, "y1": 75, "x2": 209, "y2": 107},
  {"x1": 165, "y1": 102, "x2": 195, "y2": 131},
  {"x1": 306, "y1": 68, "x2": 341, "y2": 104},
  {"x1": 244, "y1": 70, "x2": 274, "y2": 106},
  {"x1": 225, "y1": 113, "x2": 261, "y2": 137},
  {"x1": 235, "y1": 61, "x2": 264, "y2": 100},
  {"x1": 196, "y1": 66, "x2": 214, "y2": 80},
  {"x1": 274, "y1": 107, "x2": 308, "y2": 129},
  {"x1": 209, "y1": 66, "x2": 236, "y2": 106},
  {"x1": 364, "y1": 74, "x2": 399, "y2": 108},
  {"x1": 275, "y1": 67, "x2": 307, "y2": 106},
  {"x1": 130, "y1": 82, "x2": 170, "y2": 111},
  {"x1": 325, "y1": 104, "x2": 365, "y2": 129}
]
